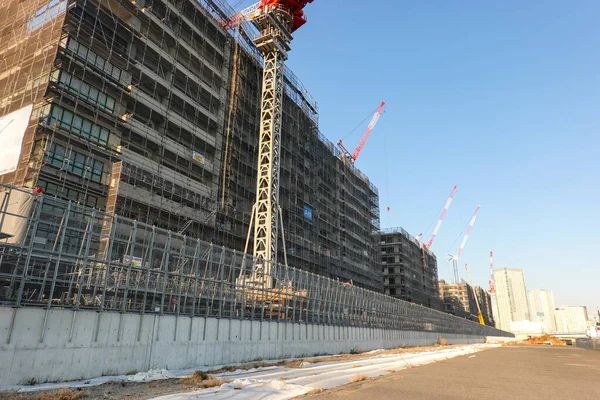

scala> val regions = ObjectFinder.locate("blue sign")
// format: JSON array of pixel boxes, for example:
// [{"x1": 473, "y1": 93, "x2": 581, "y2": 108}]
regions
[{"x1": 303, "y1": 206, "x2": 313, "y2": 222}]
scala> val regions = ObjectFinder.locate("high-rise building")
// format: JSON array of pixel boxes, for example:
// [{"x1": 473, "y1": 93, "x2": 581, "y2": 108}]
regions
[
  {"x1": 380, "y1": 228, "x2": 442, "y2": 309},
  {"x1": 0, "y1": 0, "x2": 381, "y2": 291},
  {"x1": 555, "y1": 306, "x2": 589, "y2": 334},
  {"x1": 527, "y1": 289, "x2": 557, "y2": 333},
  {"x1": 438, "y1": 280, "x2": 495, "y2": 326},
  {"x1": 492, "y1": 268, "x2": 530, "y2": 332}
]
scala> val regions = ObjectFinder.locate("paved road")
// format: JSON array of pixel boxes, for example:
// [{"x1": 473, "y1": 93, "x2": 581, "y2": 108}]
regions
[{"x1": 301, "y1": 345, "x2": 600, "y2": 400}]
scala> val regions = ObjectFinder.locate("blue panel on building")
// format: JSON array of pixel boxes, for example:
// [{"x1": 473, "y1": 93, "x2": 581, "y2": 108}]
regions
[{"x1": 303, "y1": 206, "x2": 313, "y2": 221}]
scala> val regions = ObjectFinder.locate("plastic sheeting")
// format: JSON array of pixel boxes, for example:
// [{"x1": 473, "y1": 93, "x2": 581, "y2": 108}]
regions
[
  {"x1": 0, "y1": 104, "x2": 33, "y2": 175},
  {"x1": 0, "y1": 188, "x2": 35, "y2": 245}
]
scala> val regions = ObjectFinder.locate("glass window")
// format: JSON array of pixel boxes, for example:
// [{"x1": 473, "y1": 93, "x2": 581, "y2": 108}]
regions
[
  {"x1": 45, "y1": 143, "x2": 66, "y2": 168},
  {"x1": 61, "y1": 110, "x2": 73, "y2": 126},
  {"x1": 82, "y1": 119, "x2": 92, "y2": 135},
  {"x1": 71, "y1": 153, "x2": 86, "y2": 175},
  {"x1": 89, "y1": 87, "x2": 98, "y2": 101},
  {"x1": 106, "y1": 98, "x2": 115, "y2": 111},
  {"x1": 100, "y1": 129, "x2": 109, "y2": 143},
  {"x1": 72, "y1": 115, "x2": 82, "y2": 131},
  {"x1": 45, "y1": 105, "x2": 110, "y2": 145}
]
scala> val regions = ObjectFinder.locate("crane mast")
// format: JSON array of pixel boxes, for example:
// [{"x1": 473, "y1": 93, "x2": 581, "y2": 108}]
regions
[{"x1": 226, "y1": 1, "x2": 314, "y2": 287}]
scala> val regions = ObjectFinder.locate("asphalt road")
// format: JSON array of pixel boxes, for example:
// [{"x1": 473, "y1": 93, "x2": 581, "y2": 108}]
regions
[{"x1": 300, "y1": 345, "x2": 600, "y2": 400}]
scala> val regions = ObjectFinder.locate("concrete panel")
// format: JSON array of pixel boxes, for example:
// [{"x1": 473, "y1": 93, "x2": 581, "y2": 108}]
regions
[{"x1": 0, "y1": 306, "x2": 490, "y2": 385}]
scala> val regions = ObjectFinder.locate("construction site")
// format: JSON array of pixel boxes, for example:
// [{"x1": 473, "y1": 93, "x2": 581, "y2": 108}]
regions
[
  {"x1": 0, "y1": 0, "x2": 381, "y2": 292},
  {"x1": 0, "y1": 0, "x2": 513, "y2": 386}
]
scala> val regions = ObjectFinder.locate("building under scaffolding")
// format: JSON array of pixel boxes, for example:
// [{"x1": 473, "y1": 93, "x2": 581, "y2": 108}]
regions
[
  {"x1": 0, "y1": 183, "x2": 510, "y2": 339},
  {"x1": 380, "y1": 227, "x2": 443, "y2": 310},
  {"x1": 0, "y1": 0, "x2": 381, "y2": 292},
  {"x1": 439, "y1": 279, "x2": 495, "y2": 327}
]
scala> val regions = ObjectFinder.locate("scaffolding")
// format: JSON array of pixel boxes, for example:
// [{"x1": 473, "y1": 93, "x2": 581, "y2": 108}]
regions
[
  {"x1": 380, "y1": 227, "x2": 442, "y2": 310},
  {"x1": 0, "y1": 0, "x2": 381, "y2": 292},
  {"x1": 0, "y1": 184, "x2": 511, "y2": 337}
]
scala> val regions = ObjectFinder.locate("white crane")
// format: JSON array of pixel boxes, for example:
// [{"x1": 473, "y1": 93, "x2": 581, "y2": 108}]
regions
[
  {"x1": 447, "y1": 205, "x2": 481, "y2": 283},
  {"x1": 417, "y1": 185, "x2": 457, "y2": 249}
]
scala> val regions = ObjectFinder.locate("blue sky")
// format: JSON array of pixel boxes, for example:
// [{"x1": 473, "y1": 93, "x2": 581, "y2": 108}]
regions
[{"x1": 234, "y1": 1, "x2": 599, "y2": 314}]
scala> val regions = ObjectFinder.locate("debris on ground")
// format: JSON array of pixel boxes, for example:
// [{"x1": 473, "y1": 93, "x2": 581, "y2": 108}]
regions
[{"x1": 521, "y1": 335, "x2": 566, "y2": 346}]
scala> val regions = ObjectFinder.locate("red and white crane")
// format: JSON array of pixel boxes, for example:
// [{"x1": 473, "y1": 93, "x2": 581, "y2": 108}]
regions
[
  {"x1": 447, "y1": 205, "x2": 481, "y2": 283},
  {"x1": 417, "y1": 185, "x2": 457, "y2": 249},
  {"x1": 488, "y1": 251, "x2": 495, "y2": 293},
  {"x1": 338, "y1": 101, "x2": 385, "y2": 163},
  {"x1": 224, "y1": 0, "x2": 315, "y2": 288}
]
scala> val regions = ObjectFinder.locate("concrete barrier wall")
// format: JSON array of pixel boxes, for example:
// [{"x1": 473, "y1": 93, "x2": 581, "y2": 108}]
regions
[{"x1": 0, "y1": 306, "x2": 486, "y2": 385}]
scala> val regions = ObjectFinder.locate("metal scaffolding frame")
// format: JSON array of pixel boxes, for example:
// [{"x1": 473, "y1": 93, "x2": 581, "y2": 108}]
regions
[{"x1": 0, "y1": 184, "x2": 511, "y2": 337}]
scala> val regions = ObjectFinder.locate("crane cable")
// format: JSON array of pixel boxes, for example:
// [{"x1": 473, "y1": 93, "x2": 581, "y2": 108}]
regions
[
  {"x1": 341, "y1": 104, "x2": 383, "y2": 142},
  {"x1": 384, "y1": 126, "x2": 390, "y2": 223}
]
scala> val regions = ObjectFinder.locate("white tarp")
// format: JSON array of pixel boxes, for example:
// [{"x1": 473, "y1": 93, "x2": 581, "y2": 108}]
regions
[
  {"x1": 0, "y1": 188, "x2": 35, "y2": 245},
  {"x1": 0, "y1": 104, "x2": 33, "y2": 175},
  {"x1": 6, "y1": 345, "x2": 500, "y2": 397}
]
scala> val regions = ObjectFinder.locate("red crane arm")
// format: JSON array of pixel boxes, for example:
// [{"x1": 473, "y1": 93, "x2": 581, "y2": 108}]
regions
[
  {"x1": 351, "y1": 101, "x2": 385, "y2": 161},
  {"x1": 424, "y1": 185, "x2": 457, "y2": 249}
]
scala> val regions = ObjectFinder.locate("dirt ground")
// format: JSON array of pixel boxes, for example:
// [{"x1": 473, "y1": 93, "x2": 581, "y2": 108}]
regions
[{"x1": 0, "y1": 343, "x2": 455, "y2": 400}]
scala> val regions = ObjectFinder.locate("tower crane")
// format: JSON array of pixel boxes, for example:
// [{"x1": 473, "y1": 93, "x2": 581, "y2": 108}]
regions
[
  {"x1": 447, "y1": 205, "x2": 481, "y2": 283},
  {"x1": 488, "y1": 251, "x2": 495, "y2": 293},
  {"x1": 417, "y1": 185, "x2": 457, "y2": 249},
  {"x1": 464, "y1": 263, "x2": 486, "y2": 325},
  {"x1": 338, "y1": 101, "x2": 385, "y2": 163},
  {"x1": 224, "y1": 0, "x2": 315, "y2": 288}
]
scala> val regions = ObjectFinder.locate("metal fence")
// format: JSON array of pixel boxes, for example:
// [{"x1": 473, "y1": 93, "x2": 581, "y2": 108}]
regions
[{"x1": 0, "y1": 184, "x2": 511, "y2": 337}]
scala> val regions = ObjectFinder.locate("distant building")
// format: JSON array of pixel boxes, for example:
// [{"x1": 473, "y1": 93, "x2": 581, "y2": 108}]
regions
[
  {"x1": 493, "y1": 268, "x2": 531, "y2": 332},
  {"x1": 380, "y1": 228, "x2": 442, "y2": 310},
  {"x1": 439, "y1": 280, "x2": 495, "y2": 326},
  {"x1": 509, "y1": 320, "x2": 545, "y2": 338},
  {"x1": 555, "y1": 306, "x2": 589, "y2": 334},
  {"x1": 527, "y1": 289, "x2": 557, "y2": 333}
]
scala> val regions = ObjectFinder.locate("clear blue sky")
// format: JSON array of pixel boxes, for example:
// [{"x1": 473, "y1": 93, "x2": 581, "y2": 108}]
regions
[{"x1": 234, "y1": 0, "x2": 599, "y2": 315}]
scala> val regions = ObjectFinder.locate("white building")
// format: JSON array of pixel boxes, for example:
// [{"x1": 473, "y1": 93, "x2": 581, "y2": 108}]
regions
[
  {"x1": 555, "y1": 306, "x2": 589, "y2": 334},
  {"x1": 527, "y1": 289, "x2": 557, "y2": 333},
  {"x1": 493, "y1": 268, "x2": 530, "y2": 332}
]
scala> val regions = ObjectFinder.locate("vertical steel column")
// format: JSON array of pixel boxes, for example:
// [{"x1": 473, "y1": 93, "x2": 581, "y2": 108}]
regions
[
  {"x1": 15, "y1": 196, "x2": 43, "y2": 307},
  {"x1": 121, "y1": 221, "x2": 138, "y2": 312},
  {"x1": 139, "y1": 227, "x2": 156, "y2": 314},
  {"x1": 100, "y1": 215, "x2": 118, "y2": 311},
  {"x1": 74, "y1": 210, "x2": 96, "y2": 309}
]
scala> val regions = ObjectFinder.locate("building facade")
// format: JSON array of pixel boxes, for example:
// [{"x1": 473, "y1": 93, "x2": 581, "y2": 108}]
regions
[
  {"x1": 527, "y1": 289, "x2": 557, "y2": 333},
  {"x1": 381, "y1": 228, "x2": 442, "y2": 309},
  {"x1": 555, "y1": 306, "x2": 589, "y2": 334},
  {"x1": 0, "y1": 0, "x2": 382, "y2": 292},
  {"x1": 492, "y1": 268, "x2": 530, "y2": 332},
  {"x1": 438, "y1": 280, "x2": 495, "y2": 326}
]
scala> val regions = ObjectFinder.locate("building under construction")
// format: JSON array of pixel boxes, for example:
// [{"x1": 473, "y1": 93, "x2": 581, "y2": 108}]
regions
[
  {"x1": 380, "y1": 228, "x2": 442, "y2": 310},
  {"x1": 0, "y1": 0, "x2": 381, "y2": 291},
  {"x1": 439, "y1": 279, "x2": 495, "y2": 327}
]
